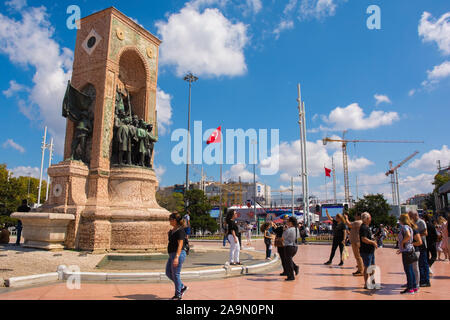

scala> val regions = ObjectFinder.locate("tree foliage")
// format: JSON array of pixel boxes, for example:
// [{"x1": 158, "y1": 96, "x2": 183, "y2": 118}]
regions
[
  {"x1": 0, "y1": 164, "x2": 46, "y2": 216},
  {"x1": 156, "y1": 190, "x2": 185, "y2": 213},
  {"x1": 349, "y1": 193, "x2": 397, "y2": 227},
  {"x1": 184, "y1": 189, "x2": 217, "y2": 234},
  {"x1": 156, "y1": 188, "x2": 219, "y2": 234},
  {"x1": 433, "y1": 173, "x2": 450, "y2": 193}
]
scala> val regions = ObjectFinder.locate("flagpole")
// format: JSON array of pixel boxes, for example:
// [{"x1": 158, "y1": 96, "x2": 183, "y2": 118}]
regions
[
  {"x1": 219, "y1": 139, "x2": 223, "y2": 232},
  {"x1": 324, "y1": 165, "x2": 327, "y2": 204},
  {"x1": 37, "y1": 126, "x2": 47, "y2": 207}
]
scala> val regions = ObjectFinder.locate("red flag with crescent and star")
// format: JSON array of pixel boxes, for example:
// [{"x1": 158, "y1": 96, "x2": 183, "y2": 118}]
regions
[
  {"x1": 206, "y1": 126, "x2": 222, "y2": 144},
  {"x1": 325, "y1": 167, "x2": 331, "y2": 177}
]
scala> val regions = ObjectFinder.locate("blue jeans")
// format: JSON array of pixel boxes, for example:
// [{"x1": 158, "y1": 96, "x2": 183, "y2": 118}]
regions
[
  {"x1": 223, "y1": 234, "x2": 229, "y2": 246},
  {"x1": 418, "y1": 247, "x2": 430, "y2": 284},
  {"x1": 360, "y1": 252, "x2": 375, "y2": 267},
  {"x1": 402, "y1": 252, "x2": 416, "y2": 290},
  {"x1": 166, "y1": 250, "x2": 186, "y2": 297}
]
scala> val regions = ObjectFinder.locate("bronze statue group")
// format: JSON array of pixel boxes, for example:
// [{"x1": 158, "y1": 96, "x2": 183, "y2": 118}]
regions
[
  {"x1": 62, "y1": 81, "x2": 158, "y2": 168},
  {"x1": 113, "y1": 86, "x2": 157, "y2": 168}
]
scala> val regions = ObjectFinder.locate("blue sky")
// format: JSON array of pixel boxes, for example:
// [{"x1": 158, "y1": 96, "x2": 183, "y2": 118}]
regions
[{"x1": 0, "y1": 0, "x2": 449, "y2": 204}]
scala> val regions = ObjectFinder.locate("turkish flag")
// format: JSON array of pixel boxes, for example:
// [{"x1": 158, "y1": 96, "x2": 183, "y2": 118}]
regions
[
  {"x1": 206, "y1": 126, "x2": 221, "y2": 144},
  {"x1": 325, "y1": 167, "x2": 331, "y2": 177}
]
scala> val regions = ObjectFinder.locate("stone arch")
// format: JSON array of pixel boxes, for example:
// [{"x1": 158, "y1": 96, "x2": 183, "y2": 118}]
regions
[{"x1": 117, "y1": 47, "x2": 149, "y2": 121}]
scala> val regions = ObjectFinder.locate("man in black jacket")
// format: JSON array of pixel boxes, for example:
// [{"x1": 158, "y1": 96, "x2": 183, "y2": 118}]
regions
[
  {"x1": 423, "y1": 214, "x2": 438, "y2": 272},
  {"x1": 16, "y1": 199, "x2": 30, "y2": 245}
]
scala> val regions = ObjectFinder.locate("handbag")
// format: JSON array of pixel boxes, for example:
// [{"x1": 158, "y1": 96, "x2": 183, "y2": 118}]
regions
[
  {"x1": 342, "y1": 247, "x2": 349, "y2": 261},
  {"x1": 274, "y1": 237, "x2": 284, "y2": 247},
  {"x1": 403, "y1": 250, "x2": 418, "y2": 264}
]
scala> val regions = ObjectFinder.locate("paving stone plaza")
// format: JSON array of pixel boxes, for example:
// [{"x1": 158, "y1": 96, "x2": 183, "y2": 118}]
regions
[{"x1": 1, "y1": 239, "x2": 448, "y2": 300}]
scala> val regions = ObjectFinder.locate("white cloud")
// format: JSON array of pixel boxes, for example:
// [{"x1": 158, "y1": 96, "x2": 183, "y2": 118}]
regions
[
  {"x1": 374, "y1": 94, "x2": 391, "y2": 106},
  {"x1": 2, "y1": 139, "x2": 25, "y2": 153},
  {"x1": 156, "y1": 88, "x2": 173, "y2": 135},
  {"x1": 299, "y1": 0, "x2": 339, "y2": 20},
  {"x1": 10, "y1": 166, "x2": 40, "y2": 178},
  {"x1": 188, "y1": 0, "x2": 229, "y2": 10},
  {"x1": 2, "y1": 80, "x2": 29, "y2": 98},
  {"x1": 246, "y1": 0, "x2": 262, "y2": 14},
  {"x1": 409, "y1": 145, "x2": 450, "y2": 172},
  {"x1": 5, "y1": 0, "x2": 27, "y2": 11},
  {"x1": 260, "y1": 138, "x2": 373, "y2": 182},
  {"x1": 154, "y1": 165, "x2": 166, "y2": 182},
  {"x1": 408, "y1": 89, "x2": 416, "y2": 97},
  {"x1": 0, "y1": 5, "x2": 73, "y2": 155},
  {"x1": 273, "y1": 20, "x2": 294, "y2": 39},
  {"x1": 398, "y1": 173, "x2": 435, "y2": 201},
  {"x1": 155, "y1": 4, "x2": 248, "y2": 77},
  {"x1": 418, "y1": 11, "x2": 450, "y2": 55},
  {"x1": 224, "y1": 164, "x2": 257, "y2": 182},
  {"x1": 421, "y1": 60, "x2": 450, "y2": 87},
  {"x1": 284, "y1": 0, "x2": 299, "y2": 15},
  {"x1": 322, "y1": 103, "x2": 399, "y2": 131}
]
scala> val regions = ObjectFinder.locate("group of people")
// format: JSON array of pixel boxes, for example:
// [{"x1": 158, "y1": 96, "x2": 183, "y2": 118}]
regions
[
  {"x1": 322, "y1": 208, "x2": 449, "y2": 294},
  {"x1": 259, "y1": 215, "x2": 300, "y2": 281}
]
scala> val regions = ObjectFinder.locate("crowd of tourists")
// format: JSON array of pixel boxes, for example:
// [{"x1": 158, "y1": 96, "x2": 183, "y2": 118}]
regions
[
  {"x1": 169, "y1": 207, "x2": 448, "y2": 299},
  {"x1": 5, "y1": 203, "x2": 448, "y2": 300}
]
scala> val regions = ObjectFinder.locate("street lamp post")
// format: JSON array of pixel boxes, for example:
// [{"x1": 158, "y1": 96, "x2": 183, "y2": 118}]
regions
[
  {"x1": 183, "y1": 73, "x2": 198, "y2": 194},
  {"x1": 251, "y1": 139, "x2": 257, "y2": 234}
]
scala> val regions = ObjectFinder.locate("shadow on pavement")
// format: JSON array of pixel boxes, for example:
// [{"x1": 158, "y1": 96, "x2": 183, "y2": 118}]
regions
[
  {"x1": 353, "y1": 283, "x2": 403, "y2": 296},
  {"x1": 305, "y1": 273, "x2": 353, "y2": 277},
  {"x1": 244, "y1": 273, "x2": 280, "y2": 277},
  {"x1": 388, "y1": 272, "x2": 404, "y2": 275},
  {"x1": 246, "y1": 278, "x2": 283, "y2": 282},
  {"x1": 115, "y1": 294, "x2": 162, "y2": 300},
  {"x1": 315, "y1": 286, "x2": 360, "y2": 291},
  {"x1": 431, "y1": 276, "x2": 450, "y2": 280}
]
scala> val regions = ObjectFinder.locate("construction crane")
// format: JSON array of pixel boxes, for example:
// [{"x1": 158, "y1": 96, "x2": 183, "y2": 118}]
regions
[
  {"x1": 323, "y1": 134, "x2": 423, "y2": 206},
  {"x1": 385, "y1": 151, "x2": 420, "y2": 216}
]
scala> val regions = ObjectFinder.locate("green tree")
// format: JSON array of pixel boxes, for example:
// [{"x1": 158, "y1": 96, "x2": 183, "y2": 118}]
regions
[
  {"x1": 349, "y1": 193, "x2": 396, "y2": 227},
  {"x1": 433, "y1": 173, "x2": 450, "y2": 193},
  {"x1": 156, "y1": 190, "x2": 185, "y2": 213},
  {"x1": 0, "y1": 164, "x2": 46, "y2": 215},
  {"x1": 184, "y1": 189, "x2": 217, "y2": 234}
]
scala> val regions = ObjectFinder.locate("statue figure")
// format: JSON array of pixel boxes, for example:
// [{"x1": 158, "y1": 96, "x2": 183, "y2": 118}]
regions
[
  {"x1": 62, "y1": 81, "x2": 94, "y2": 164},
  {"x1": 70, "y1": 111, "x2": 92, "y2": 161},
  {"x1": 111, "y1": 109, "x2": 125, "y2": 164},
  {"x1": 115, "y1": 85, "x2": 126, "y2": 116},
  {"x1": 129, "y1": 115, "x2": 140, "y2": 165},
  {"x1": 136, "y1": 119, "x2": 148, "y2": 167},
  {"x1": 117, "y1": 116, "x2": 132, "y2": 165},
  {"x1": 145, "y1": 123, "x2": 158, "y2": 168}
]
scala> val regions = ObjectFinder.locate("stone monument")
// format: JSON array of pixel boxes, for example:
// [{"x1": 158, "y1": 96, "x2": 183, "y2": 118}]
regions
[{"x1": 13, "y1": 7, "x2": 171, "y2": 252}]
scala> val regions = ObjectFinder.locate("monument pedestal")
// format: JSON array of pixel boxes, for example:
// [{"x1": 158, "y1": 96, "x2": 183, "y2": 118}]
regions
[{"x1": 10, "y1": 212, "x2": 75, "y2": 251}]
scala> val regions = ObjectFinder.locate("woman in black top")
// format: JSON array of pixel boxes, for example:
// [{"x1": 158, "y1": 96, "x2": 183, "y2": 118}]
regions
[
  {"x1": 324, "y1": 210, "x2": 348, "y2": 266},
  {"x1": 166, "y1": 213, "x2": 188, "y2": 300},
  {"x1": 226, "y1": 210, "x2": 241, "y2": 265}
]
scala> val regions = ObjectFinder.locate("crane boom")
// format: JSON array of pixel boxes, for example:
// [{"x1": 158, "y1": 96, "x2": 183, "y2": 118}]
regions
[
  {"x1": 322, "y1": 136, "x2": 423, "y2": 207},
  {"x1": 385, "y1": 151, "x2": 420, "y2": 176},
  {"x1": 323, "y1": 138, "x2": 424, "y2": 145}
]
